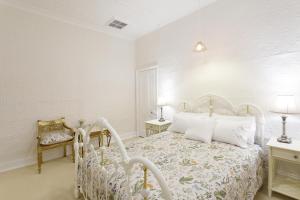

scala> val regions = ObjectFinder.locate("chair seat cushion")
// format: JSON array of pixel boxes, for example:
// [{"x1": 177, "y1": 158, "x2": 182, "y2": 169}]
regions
[{"x1": 40, "y1": 132, "x2": 73, "y2": 145}]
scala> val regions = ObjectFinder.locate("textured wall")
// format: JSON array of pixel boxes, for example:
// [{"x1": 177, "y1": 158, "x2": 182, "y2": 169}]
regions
[
  {"x1": 136, "y1": 0, "x2": 300, "y2": 177},
  {"x1": 0, "y1": 4, "x2": 136, "y2": 171}
]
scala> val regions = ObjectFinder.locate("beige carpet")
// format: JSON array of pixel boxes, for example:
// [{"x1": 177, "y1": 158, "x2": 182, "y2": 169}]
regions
[{"x1": 0, "y1": 157, "x2": 293, "y2": 200}]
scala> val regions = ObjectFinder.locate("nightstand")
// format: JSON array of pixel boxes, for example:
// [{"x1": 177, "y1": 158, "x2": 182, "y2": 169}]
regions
[
  {"x1": 144, "y1": 119, "x2": 171, "y2": 136},
  {"x1": 267, "y1": 138, "x2": 300, "y2": 199}
]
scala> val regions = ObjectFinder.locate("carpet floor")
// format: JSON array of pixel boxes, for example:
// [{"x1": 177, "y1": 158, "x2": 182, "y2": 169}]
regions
[{"x1": 0, "y1": 157, "x2": 293, "y2": 200}]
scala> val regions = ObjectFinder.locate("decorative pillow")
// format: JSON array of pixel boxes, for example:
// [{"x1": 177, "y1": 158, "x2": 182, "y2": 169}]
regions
[
  {"x1": 184, "y1": 117, "x2": 215, "y2": 143},
  {"x1": 167, "y1": 112, "x2": 209, "y2": 133},
  {"x1": 40, "y1": 132, "x2": 73, "y2": 145},
  {"x1": 214, "y1": 114, "x2": 256, "y2": 144}
]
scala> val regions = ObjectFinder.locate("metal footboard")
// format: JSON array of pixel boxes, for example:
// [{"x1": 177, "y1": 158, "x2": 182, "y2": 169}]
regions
[{"x1": 74, "y1": 117, "x2": 172, "y2": 200}]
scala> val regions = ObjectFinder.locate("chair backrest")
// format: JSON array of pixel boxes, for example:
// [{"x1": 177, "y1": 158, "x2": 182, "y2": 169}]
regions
[{"x1": 37, "y1": 117, "x2": 65, "y2": 136}]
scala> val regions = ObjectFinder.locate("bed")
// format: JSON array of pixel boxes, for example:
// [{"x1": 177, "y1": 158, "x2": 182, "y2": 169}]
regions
[{"x1": 74, "y1": 94, "x2": 265, "y2": 200}]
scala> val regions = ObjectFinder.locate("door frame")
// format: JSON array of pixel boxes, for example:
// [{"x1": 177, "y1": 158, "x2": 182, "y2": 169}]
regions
[{"x1": 135, "y1": 65, "x2": 158, "y2": 137}]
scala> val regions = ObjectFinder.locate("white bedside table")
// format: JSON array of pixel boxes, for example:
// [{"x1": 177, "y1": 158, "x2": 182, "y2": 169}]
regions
[
  {"x1": 144, "y1": 119, "x2": 171, "y2": 136},
  {"x1": 267, "y1": 138, "x2": 300, "y2": 199}
]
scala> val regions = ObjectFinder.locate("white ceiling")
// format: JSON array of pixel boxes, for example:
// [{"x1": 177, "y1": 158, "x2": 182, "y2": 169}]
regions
[{"x1": 1, "y1": 0, "x2": 216, "y2": 40}]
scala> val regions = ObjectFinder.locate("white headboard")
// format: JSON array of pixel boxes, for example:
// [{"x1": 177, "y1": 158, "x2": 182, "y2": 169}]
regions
[{"x1": 177, "y1": 94, "x2": 265, "y2": 146}]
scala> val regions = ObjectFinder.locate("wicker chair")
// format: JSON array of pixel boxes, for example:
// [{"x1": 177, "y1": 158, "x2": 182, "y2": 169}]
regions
[{"x1": 37, "y1": 117, "x2": 75, "y2": 173}]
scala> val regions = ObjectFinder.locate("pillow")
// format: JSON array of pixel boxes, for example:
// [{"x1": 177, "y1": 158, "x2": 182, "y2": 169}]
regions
[
  {"x1": 214, "y1": 115, "x2": 256, "y2": 144},
  {"x1": 184, "y1": 117, "x2": 215, "y2": 143},
  {"x1": 167, "y1": 112, "x2": 209, "y2": 133},
  {"x1": 213, "y1": 119, "x2": 255, "y2": 148}
]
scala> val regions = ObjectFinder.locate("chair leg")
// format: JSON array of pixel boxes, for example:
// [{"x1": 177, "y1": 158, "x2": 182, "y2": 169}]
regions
[
  {"x1": 37, "y1": 151, "x2": 42, "y2": 174},
  {"x1": 98, "y1": 135, "x2": 101, "y2": 147},
  {"x1": 64, "y1": 145, "x2": 67, "y2": 157},
  {"x1": 107, "y1": 136, "x2": 111, "y2": 147}
]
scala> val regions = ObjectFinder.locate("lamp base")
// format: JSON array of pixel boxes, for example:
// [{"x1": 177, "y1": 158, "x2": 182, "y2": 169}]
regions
[
  {"x1": 158, "y1": 117, "x2": 165, "y2": 122},
  {"x1": 277, "y1": 135, "x2": 292, "y2": 144}
]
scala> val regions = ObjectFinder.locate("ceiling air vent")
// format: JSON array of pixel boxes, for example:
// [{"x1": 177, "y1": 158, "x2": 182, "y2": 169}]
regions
[{"x1": 108, "y1": 19, "x2": 127, "y2": 29}]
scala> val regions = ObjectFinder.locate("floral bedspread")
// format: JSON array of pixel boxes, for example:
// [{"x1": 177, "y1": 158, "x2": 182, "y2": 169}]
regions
[{"x1": 80, "y1": 131, "x2": 264, "y2": 200}]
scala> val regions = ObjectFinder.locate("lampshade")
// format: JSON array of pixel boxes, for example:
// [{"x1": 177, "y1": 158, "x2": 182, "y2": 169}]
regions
[
  {"x1": 157, "y1": 97, "x2": 168, "y2": 106},
  {"x1": 194, "y1": 41, "x2": 207, "y2": 52},
  {"x1": 273, "y1": 95, "x2": 296, "y2": 114}
]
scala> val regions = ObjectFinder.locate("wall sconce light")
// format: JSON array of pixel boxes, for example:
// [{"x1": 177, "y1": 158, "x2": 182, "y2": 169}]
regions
[{"x1": 194, "y1": 41, "x2": 207, "y2": 52}]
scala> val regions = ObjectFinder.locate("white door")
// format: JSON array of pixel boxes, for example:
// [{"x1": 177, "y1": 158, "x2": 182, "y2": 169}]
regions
[{"x1": 136, "y1": 67, "x2": 157, "y2": 137}]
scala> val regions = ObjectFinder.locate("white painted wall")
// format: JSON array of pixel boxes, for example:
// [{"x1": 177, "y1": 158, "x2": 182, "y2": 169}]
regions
[
  {"x1": 136, "y1": 0, "x2": 300, "y2": 177},
  {"x1": 0, "y1": 4, "x2": 136, "y2": 171},
  {"x1": 1, "y1": 0, "x2": 300, "y2": 177}
]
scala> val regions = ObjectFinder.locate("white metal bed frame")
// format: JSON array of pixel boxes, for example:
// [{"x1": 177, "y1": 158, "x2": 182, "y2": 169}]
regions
[
  {"x1": 74, "y1": 94, "x2": 265, "y2": 200},
  {"x1": 74, "y1": 118, "x2": 172, "y2": 200}
]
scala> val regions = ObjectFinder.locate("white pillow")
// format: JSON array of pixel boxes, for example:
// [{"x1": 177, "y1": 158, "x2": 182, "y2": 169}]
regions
[
  {"x1": 184, "y1": 117, "x2": 215, "y2": 143},
  {"x1": 167, "y1": 112, "x2": 209, "y2": 133},
  {"x1": 213, "y1": 119, "x2": 255, "y2": 148},
  {"x1": 214, "y1": 115, "x2": 256, "y2": 144}
]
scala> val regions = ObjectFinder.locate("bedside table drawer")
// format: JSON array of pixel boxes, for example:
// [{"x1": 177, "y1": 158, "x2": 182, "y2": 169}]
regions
[
  {"x1": 160, "y1": 124, "x2": 171, "y2": 130},
  {"x1": 145, "y1": 120, "x2": 172, "y2": 136},
  {"x1": 272, "y1": 148, "x2": 300, "y2": 163},
  {"x1": 145, "y1": 123, "x2": 159, "y2": 131}
]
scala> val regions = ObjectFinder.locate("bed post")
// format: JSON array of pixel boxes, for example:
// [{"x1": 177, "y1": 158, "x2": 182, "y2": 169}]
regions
[
  {"x1": 209, "y1": 96, "x2": 213, "y2": 117},
  {"x1": 100, "y1": 131, "x2": 105, "y2": 165},
  {"x1": 74, "y1": 130, "x2": 80, "y2": 199},
  {"x1": 143, "y1": 166, "x2": 148, "y2": 200}
]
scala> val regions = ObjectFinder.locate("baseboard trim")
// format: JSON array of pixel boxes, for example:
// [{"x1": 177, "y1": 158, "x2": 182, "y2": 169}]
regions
[
  {"x1": 120, "y1": 131, "x2": 137, "y2": 140},
  {"x1": 0, "y1": 157, "x2": 35, "y2": 173},
  {"x1": 0, "y1": 131, "x2": 137, "y2": 173}
]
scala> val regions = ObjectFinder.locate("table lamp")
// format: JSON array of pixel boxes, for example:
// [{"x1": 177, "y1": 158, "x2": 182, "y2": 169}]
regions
[
  {"x1": 272, "y1": 95, "x2": 296, "y2": 143},
  {"x1": 157, "y1": 97, "x2": 167, "y2": 122}
]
